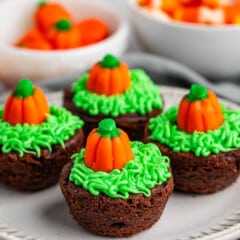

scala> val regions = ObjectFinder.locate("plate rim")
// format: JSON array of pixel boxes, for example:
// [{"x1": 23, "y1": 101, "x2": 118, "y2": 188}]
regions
[{"x1": 1, "y1": 85, "x2": 240, "y2": 240}]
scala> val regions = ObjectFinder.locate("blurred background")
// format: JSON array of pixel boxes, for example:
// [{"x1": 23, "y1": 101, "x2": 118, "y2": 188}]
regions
[{"x1": 0, "y1": 0, "x2": 240, "y2": 103}]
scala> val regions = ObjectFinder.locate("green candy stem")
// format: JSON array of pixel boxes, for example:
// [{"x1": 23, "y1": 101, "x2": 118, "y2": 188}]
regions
[
  {"x1": 55, "y1": 19, "x2": 72, "y2": 31},
  {"x1": 97, "y1": 118, "x2": 120, "y2": 138},
  {"x1": 38, "y1": 0, "x2": 47, "y2": 7},
  {"x1": 14, "y1": 79, "x2": 35, "y2": 98},
  {"x1": 100, "y1": 54, "x2": 120, "y2": 69},
  {"x1": 185, "y1": 84, "x2": 208, "y2": 102}
]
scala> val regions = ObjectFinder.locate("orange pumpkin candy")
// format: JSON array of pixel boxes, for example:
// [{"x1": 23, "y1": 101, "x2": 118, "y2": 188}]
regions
[
  {"x1": 86, "y1": 54, "x2": 131, "y2": 96},
  {"x1": 84, "y1": 118, "x2": 133, "y2": 172},
  {"x1": 45, "y1": 19, "x2": 81, "y2": 49},
  {"x1": 173, "y1": 6, "x2": 200, "y2": 23},
  {"x1": 161, "y1": 0, "x2": 181, "y2": 16},
  {"x1": 177, "y1": 84, "x2": 224, "y2": 133},
  {"x1": 35, "y1": 1, "x2": 73, "y2": 32},
  {"x1": 138, "y1": 0, "x2": 153, "y2": 7},
  {"x1": 15, "y1": 28, "x2": 52, "y2": 50},
  {"x1": 77, "y1": 18, "x2": 109, "y2": 46},
  {"x1": 3, "y1": 79, "x2": 49, "y2": 125}
]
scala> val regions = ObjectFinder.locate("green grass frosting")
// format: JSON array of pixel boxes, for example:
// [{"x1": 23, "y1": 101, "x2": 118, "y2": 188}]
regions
[
  {"x1": 72, "y1": 69, "x2": 163, "y2": 117},
  {"x1": 69, "y1": 141, "x2": 171, "y2": 199},
  {"x1": 0, "y1": 106, "x2": 84, "y2": 157},
  {"x1": 149, "y1": 105, "x2": 240, "y2": 157}
]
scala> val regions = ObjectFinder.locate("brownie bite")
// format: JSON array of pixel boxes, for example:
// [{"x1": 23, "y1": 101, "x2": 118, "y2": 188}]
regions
[
  {"x1": 63, "y1": 54, "x2": 163, "y2": 142},
  {"x1": 60, "y1": 119, "x2": 173, "y2": 237},
  {"x1": 154, "y1": 143, "x2": 240, "y2": 193},
  {"x1": 0, "y1": 79, "x2": 84, "y2": 190},
  {"x1": 0, "y1": 129, "x2": 84, "y2": 190},
  {"x1": 147, "y1": 84, "x2": 240, "y2": 194}
]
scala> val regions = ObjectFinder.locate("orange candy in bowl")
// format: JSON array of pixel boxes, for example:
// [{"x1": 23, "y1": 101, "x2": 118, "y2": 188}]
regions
[
  {"x1": 129, "y1": 0, "x2": 240, "y2": 80},
  {"x1": 0, "y1": 0, "x2": 129, "y2": 86},
  {"x1": 138, "y1": 0, "x2": 240, "y2": 25},
  {"x1": 15, "y1": 1, "x2": 109, "y2": 50}
]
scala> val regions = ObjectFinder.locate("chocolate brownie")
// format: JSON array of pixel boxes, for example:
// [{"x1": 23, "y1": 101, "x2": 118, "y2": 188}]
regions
[
  {"x1": 64, "y1": 87, "x2": 162, "y2": 142},
  {"x1": 154, "y1": 142, "x2": 240, "y2": 193},
  {"x1": 0, "y1": 129, "x2": 84, "y2": 191},
  {"x1": 60, "y1": 162, "x2": 174, "y2": 237},
  {"x1": 147, "y1": 85, "x2": 240, "y2": 194}
]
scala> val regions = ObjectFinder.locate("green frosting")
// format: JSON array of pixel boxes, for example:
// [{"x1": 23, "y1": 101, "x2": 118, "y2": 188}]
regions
[
  {"x1": 0, "y1": 106, "x2": 84, "y2": 157},
  {"x1": 97, "y1": 118, "x2": 120, "y2": 138},
  {"x1": 14, "y1": 79, "x2": 34, "y2": 98},
  {"x1": 72, "y1": 69, "x2": 163, "y2": 117},
  {"x1": 69, "y1": 141, "x2": 171, "y2": 199},
  {"x1": 185, "y1": 84, "x2": 208, "y2": 102},
  {"x1": 100, "y1": 54, "x2": 120, "y2": 69},
  {"x1": 149, "y1": 105, "x2": 240, "y2": 157},
  {"x1": 55, "y1": 19, "x2": 71, "y2": 31}
]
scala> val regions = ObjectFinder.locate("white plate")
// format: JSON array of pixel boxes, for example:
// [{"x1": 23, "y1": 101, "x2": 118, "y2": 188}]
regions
[{"x1": 1, "y1": 86, "x2": 240, "y2": 240}]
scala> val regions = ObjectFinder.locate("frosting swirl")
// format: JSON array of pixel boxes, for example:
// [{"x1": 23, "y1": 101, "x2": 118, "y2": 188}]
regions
[
  {"x1": 69, "y1": 141, "x2": 171, "y2": 199},
  {"x1": 0, "y1": 105, "x2": 84, "y2": 157},
  {"x1": 72, "y1": 69, "x2": 163, "y2": 117},
  {"x1": 149, "y1": 105, "x2": 240, "y2": 157}
]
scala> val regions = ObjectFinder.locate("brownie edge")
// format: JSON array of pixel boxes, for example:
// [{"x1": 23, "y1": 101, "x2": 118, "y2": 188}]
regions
[
  {"x1": 0, "y1": 129, "x2": 84, "y2": 191},
  {"x1": 60, "y1": 162, "x2": 174, "y2": 237},
  {"x1": 154, "y1": 142, "x2": 240, "y2": 194},
  {"x1": 63, "y1": 87, "x2": 162, "y2": 142}
]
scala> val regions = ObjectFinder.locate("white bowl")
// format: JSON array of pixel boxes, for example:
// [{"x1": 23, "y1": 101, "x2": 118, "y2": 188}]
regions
[
  {"x1": 128, "y1": 0, "x2": 240, "y2": 80},
  {"x1": 0, "y1": 0, "x2": 129, "y2": 86}
]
